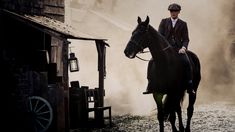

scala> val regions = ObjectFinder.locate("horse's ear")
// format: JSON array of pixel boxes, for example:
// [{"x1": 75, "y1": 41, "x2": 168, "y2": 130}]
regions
[
  {"x1": 145, "y1": 16, "x2": 150, "y2": 25},
  {"x1": 137, "y1": 16, "x2": 142, "y2": 24}
]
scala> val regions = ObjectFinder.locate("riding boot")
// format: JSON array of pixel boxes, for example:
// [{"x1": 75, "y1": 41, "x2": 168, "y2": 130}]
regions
[
  {"x1": 143, "y1": 58, "x2": 154, "y2": 94},
  {"x1": 143, "y1": 79, "x2": 154, "y2": 94},
  {"x1": 181, "y1": 54, "x2": 195, "y2": 95}
]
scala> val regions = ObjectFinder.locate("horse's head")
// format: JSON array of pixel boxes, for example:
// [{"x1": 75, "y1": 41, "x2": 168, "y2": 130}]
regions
[{"x1": 124, "y1": 16, "x2": 150, "y2": 59}]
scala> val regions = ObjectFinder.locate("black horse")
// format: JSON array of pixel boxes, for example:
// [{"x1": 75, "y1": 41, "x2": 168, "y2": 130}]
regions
[{"x1": 124, "y1": 16, "x2": 201, "y2": 132}]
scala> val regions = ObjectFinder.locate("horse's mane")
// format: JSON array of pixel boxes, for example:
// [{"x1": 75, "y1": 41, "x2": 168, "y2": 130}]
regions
[{"x1": 148, "y1": 24, "x2": 171, "y2": 47}]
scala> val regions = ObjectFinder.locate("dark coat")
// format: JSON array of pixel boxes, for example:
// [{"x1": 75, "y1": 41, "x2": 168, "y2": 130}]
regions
[{"x1": 158, "y1": 17, "x2": 189, "y2": 49}]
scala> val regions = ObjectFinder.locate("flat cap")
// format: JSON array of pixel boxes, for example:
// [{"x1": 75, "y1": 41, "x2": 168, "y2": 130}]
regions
[{"x1": 168, "y1": 3, "x2": 181, "y2": 11}]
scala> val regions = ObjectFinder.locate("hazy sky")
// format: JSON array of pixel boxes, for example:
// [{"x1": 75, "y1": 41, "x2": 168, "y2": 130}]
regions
[{"x1": 66, "y1": 0, "x2": 235, "y2": 115}]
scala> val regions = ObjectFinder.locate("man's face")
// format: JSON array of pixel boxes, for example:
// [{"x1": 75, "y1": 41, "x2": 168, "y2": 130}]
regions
[{"x1": 170, "y1": 10, "x2": 180, "y2": 19}]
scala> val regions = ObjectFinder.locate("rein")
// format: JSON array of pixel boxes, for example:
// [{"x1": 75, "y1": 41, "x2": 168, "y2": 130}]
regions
[
  {"x1": 136, "y1": 50, "x2": 151, "y2": 61},
  {"x1": 162, "y1": 45, "x2": 171, "y2": 51},
  {"x1": 136, "y1": 55, "x2": 150, "y2": 61},
  {"x1": 136, "y1": 43, "x2": 171, "y2": 62}
]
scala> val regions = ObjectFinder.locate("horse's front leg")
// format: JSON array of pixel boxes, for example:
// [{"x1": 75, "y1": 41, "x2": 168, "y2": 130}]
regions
[
  {"x1": 153, "y1": 93, "x2": 164, "y2": 132},
  {"x1": 185, "y1": 92, "x2": 197, "y2": 132},
  {"x1": 169, "y1": 112, "x2": 178, "y2": 132}
]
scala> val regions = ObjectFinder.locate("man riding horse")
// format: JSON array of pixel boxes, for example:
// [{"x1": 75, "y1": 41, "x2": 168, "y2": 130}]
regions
[{"x1": 143, "y1": 3, "x2": 195, "y2": 95}]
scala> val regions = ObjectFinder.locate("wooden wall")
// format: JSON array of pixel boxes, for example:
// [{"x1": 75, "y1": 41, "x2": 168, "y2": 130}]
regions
[{"x1": 0, "y1": 0, "x2": 64, "y2": 22}]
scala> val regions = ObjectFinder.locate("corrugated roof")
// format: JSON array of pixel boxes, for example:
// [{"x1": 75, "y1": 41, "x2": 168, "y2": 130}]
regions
[{"x1": 0, "y1": 9, "x2": 107, "y2": 41}]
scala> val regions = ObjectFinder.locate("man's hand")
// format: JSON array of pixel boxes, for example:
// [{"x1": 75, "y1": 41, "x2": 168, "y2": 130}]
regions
[{"x1": 179, "y1": 47, "x2": 186, "y2": 54}]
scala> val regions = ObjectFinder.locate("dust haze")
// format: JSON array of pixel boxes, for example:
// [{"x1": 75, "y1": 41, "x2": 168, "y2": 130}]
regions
[{"x1": 66, "y1": 0, "x2": 235, "y2": 115}]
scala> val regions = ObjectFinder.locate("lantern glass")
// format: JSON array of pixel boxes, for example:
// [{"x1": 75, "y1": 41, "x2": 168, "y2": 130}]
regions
[{"x1": 69, "y1": 53, "x2": 79, "y2": 72}]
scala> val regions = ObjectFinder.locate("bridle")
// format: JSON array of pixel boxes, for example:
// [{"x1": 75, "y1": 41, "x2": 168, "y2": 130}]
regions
[{"x1": 130, "y1": 28, "x2": 171, "y2": 61}]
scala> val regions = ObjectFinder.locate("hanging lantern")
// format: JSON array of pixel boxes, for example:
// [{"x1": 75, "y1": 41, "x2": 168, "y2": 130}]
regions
[{"x1": 69, "y1": 52, "x2": 79, "y2": 72}]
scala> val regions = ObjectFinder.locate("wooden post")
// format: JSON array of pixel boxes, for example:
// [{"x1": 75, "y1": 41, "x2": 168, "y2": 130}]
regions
[
  {"x1": 95, "y1": 40, "x2": 106, "y2": 126},
  {"x1": 95, "y1": 40, "x2": 105, "y2": 106},
  {"x1": 62, "y1": 40, "x2": 70, "y2": 132}
]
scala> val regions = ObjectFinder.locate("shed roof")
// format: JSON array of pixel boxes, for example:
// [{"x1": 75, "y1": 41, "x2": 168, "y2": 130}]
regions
[{"x1": 0, "y1": 9, "x2": 107, "y2": 41}]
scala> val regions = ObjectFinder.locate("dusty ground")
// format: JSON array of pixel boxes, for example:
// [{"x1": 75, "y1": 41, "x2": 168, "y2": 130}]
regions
[{"x1": 72, "y1": 102, "x2": 235, "y2": 132}]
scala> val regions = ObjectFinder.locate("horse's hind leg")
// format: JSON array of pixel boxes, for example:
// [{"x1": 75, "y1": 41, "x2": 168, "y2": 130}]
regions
[
  {"x1": 185, "y1": 93, "x2": 197, "y2": 132},
  {"x1": 176, "y1": 105, "x2": 185, "y2": 132},
  {"x1": 169, "y1": 112, "x2": 178, "y2": 132},
  {"x1": 153, "y1": 93, "x2": 164, "y2": 132}
]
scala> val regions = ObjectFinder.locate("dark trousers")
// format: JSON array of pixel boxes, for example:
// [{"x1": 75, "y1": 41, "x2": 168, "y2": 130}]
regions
[
  {"x1": 146, "y1": 58, "x2": 155, "y2": 92},
  {"x1": 147, "y1": 58, "x2": 155, "y2": 80}
]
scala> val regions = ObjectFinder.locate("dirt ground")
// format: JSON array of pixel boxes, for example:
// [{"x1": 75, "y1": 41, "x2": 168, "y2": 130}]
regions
[{"x1": 72, "y1": 102, "x2": 235, "y2": 132}]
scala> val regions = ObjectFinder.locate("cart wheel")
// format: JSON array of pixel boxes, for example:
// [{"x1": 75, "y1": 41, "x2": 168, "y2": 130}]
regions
[{"x1": 28, "y1": 96, "x2": 53, "y2": 132}]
